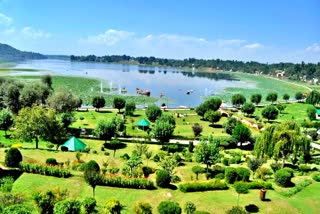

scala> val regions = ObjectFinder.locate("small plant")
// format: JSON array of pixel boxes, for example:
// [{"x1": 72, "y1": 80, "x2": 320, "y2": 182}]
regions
[
  {"x1": 158, "y1": 201, "x2": 181, "y2": 214},
  {"x1": 46, "y1": 158, "x2": 58, "y2": 166},
  {"x1": 53, "y1": 199, "x2": 82, "y2": 214},
  {"x1": 156, "y1": 169, "x2": 171, "y2": 188},
  {"x1": 275, "y1": 168, "x2": 294, "y2": 187},
  {"x1": 134, "y1": 202, "x2": 152, "y2": 214},
  {"x1": 184, "y1": 201, "x2": 196, "y2": 214},
  {"x1": 192, "y1": 166, "x2": 205, "y2": 180},
  {"x1": 82, "y1": 197, "x2": 97, "y2": 214},
  {"x1": 0, "y1": 176, "x2": 14, "y2": 192},
  {"x1": 76, "y1": 152, "x2": 83, "y2": 162}
]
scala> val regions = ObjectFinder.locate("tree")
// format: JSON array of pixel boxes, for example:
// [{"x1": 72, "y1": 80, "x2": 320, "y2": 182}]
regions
[
  {"x1": 234, "y1": 182, "x2": 249, "y2": 206},
  {"x1": 41, "y1": 74, "x2": 53, "y2": 90},
  {"x1": 306, "y1": 90, "x2": 320, "y2": 105},
  {"x1": 157, "y1": 201, "x2": 181, "y2": 214},
  {"x1": 192, "y1": 165, "x2": 205, "y2": 180},
  {"x1": 261, "y1": 105, "x2": 279, "y2": 122},
  {"x1": 195, "y1": 103, "x2": 207, "y2": 119},
  {"x1": 254, "y1": 121, "x2": 311, "y2": 167},
  {"x1": 94, "y1": 120, "x2": 116, "y2": 142},
  {"x1": 156, "y1": 169, "x2": 171, "y2": 188},
  {"x1": 192, "y1": 123, "x2": 203, "y2": 138},
  {"x1": 231, "y1": 94, "x2": 246, "y2": 108},
  {"x1": 113, "y1": 97, "x2": 126, "y2": 113},
  {"x1": 5, "y1": 148, "x2": 22, "y2": 167},
  {"x1": 0, "y1": 109, "x2": 13, "y2": 135},
  {"x1": 307, "y1": 106, "x2": 317, "y2": 120},
  {"x1": 103, "y1": 199, "x2": 123, "y2": 214},
  {"x1": 152, "y1": 120, "x2": 175, "y2": 145},
  {"x1": 247, "y1": 157, "x2": 264, "y2": 178},
  {"x1": 204, "y1": 97, "x2": 222, "y2": 111},
  {"x1": 84, "y1": 160, "x2": 102, "y2": 197},
  {"x1": 250, "y1": 93, "x2": 262, "y2": 105},
  {"x1": 53, "y1": 199, "x2": 82, "y2": 214},
  {"x1": 283, "y1": 94, "x2": 290, "y2": 102},
  {"x1": 295, "y1": 92, "x2": 304, "y2": 102},
  {"x1": 108, "y1": 138, "x2": 123, "y2": 157},
  {"x1": 14, "y1": 107, "x2": 65, "y2": 149},
  {"x1": 157, "y1": 114, "x2": 176, "y2": 127},
  {"x1": 124, "y1": 153, "x2": 143, "y2": 177},
  {"x1": 47, "y1": 89, "x2": 80, "y2": 112},
  {"x1": 184, "y1": 201, "x2": 196, "y2": 214},
  {"x1": 60, "y1": 112, "x2": 76, "y2": 128},
  {"x1": 125, "y1": 102, "x2": 136, "y2": 116},
  {"x1": 195, "y1": 136, "x2": 220, "y2": 172},
  {"x1": 1, "y1": 81, "x2": 22, "y2": 114},
  {"x1": 145, "y1": 105, "x2": 162, "y2": 122},
  {"x1": 266, "y1": 92, "x2": 278, "y2": 104},
  {"x1": 92, "y1": 96, "x2": 105, "y2": 112},
  {"x1": 276, "y1": 104, "x2": 286, "y2": 114},
  {"x1": 241, "y1": 103, "x2": 255, "y2": 116},
  {"x1": 19, "y1": 83, "x2": 42, "y2": 107},
  {"x1": 232, "y1": 124, "x2": 251, "y2": 147},
  {"x1": 134, "y1": 202, "x2": 152, "y2": 214},
  {"x1": 204, "y1": 110, "x2": 221, "y2": 125},
  {"x1": 224, "y1": 117, "x2": 240, "y2": 135}
]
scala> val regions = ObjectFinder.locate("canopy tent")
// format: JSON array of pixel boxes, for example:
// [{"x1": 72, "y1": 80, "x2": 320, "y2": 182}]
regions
[
  {"x1": 137, "y1": 118, "x2": 150, "y2": 131},
  {"x1": 61, "y1": 136, "x2": 87, "y2": 151}
]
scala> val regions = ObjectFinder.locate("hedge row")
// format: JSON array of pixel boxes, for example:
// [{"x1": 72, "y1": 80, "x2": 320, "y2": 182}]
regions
[
  {"x1": 246, "y1": 181, "x2": 273, "y2": 189},
  {"x1": 100, "y1": 176, "x2": 155, "y2": 190},
  {"x1": 179, "y1": 180, "x2": 228, "y2": 193},
  {"x1": 19, "y1": 162, "x2": 72, "y2": 178},
  {"x1": 282, "y1": 179, "x2": 312, "y2": 197}
]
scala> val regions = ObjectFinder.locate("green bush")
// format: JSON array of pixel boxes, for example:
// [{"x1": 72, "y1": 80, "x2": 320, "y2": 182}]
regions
[
  {"x1": 179, "y1": 180, "x2": 228, "y2": 193},
  {"x1": 234, "y1": 182, "x2": 249, "y2": 194},
  {"x1": 156, "y1": 170, "x2": 171, "y2": 188},
  {"x1": 256, "y1": 167, "x2": 273, "y2": 181},
  {"x1": 142, "y1": 166, "x2": 154, "y2": 178},
  {"x1": 236, "y1": 167, "x2": 250, "y2": 182},
  {"x1": 101, "y1": 176, "x2": 155, "y2": 189},
  {"x1": 85, "y1": 160, "x2": 100, "y2": 172},
  {"x1": 225, "y1": 206, "x2": 248, "y2": 214},
  {"x1": 246, "y1": 181, "x2": 273, "y2": 189},
  {"x1": 5, "y1": 148, "x2": 22, "y2": 168},
  {"x1": 274, "y1": 169, "x2": 293, "y2": 187},
  {"x1": 215, "y1": 173, "x2": 225, "y2": 180},
  {"x1": 2, "y1": 204, "x2": 32, "y2": 214},
  {"x1": 313, "y1": 173, "x2": 320, "y2": 182},
  {"x1": 33, "y1": 189, "x2": 69, "y2": 214},
  {"x1": 0, "y1": 176, "x2": 14, "y2": 192},
  {"x1": 222, "y1": 158, "x2": 230, "y2": 166},
  {"x1": 184, "y1": 201, "x2": 196, "y2": 214},
  {"x1": 46, "y1": 158, "x2": 58, "y2": 166},
  {"x1": 192, "y1": 166, "x2": 205, "y2": 180},
  {"x1": 299, "y1": 164, "x2": 311, "y2": 173},
  {"x1": 157, "y1": 201, "x2": 181, "y2": 214},
  {"x1": 82, "y1": 197, "x2": 97, "y2": 214},
  {"x1": 53, "y1": 199, "x2": 81, "y2": 214},
  {"x1": 282, "y1": 179, "x2": 312, "y2": 197},
  {"x1": 270, "y1": 162, "x2": 281, "y2": 172},
  {"x1": 19, "y1": 162, "x2": 72, "y2": 178},
  {"x1": 103, "y1": 199, "x2": 123, "y2": 214},
  {"x1": 134, "y1": 202, "x2": 152, "y2": 214},
  {"x1": 225, "y1": 167, "x2": 237, "y2": 184}
]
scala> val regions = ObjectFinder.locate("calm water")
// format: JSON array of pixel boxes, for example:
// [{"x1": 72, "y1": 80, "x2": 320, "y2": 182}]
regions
[{"x1": 14, "y1": 59, "x2": 255, "y2": 107}]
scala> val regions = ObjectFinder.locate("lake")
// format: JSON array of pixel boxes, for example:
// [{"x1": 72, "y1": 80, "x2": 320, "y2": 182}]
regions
[{"x1": 13, "y1": 59, "x2": 255, "y2": 107}]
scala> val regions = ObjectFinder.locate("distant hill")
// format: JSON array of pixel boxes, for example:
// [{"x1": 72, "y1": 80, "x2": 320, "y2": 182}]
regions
[{"x1": 0, "y1": 43, "x2": 47, "y2": 61}]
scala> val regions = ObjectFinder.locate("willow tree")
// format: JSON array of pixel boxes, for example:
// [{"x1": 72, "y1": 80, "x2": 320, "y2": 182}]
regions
[{"x1": 254, "y1": 121, "x2": 310, "y2": 167}]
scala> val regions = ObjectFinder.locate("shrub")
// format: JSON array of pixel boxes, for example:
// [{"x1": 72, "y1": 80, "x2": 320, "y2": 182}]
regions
[
  {"x1": 299, "y1": 164, "x2": 311, "y2": 174},
  {"x1": 256, "y1": 167, "x2": 273, "y2": 181},
  {"x1": 184, "y1": 201, "x2": 196, "y2": 214},
  {"x1": 142, "y1": 166, "x2": 153, "y2": 178},
  {"x1": 188, "y1": 141, "x2": 195, "y2": 152},
  {"x1": 0, "y1": 176, "x2": 14, "y2": 192},
  {"x1": 82, "y1": 197, "x2": 97, "y2": 214},
  {"x1": 156, "y1": 170, "x2": 171, "y2": 188},
  {"x1": 179, "y1": 180, "x2": 228, "y2": 193},
  {"x1": 46, "y1": 158, "x2": 58, "y2": 166},
  {"x1": 171, "y1": 175, "x2": 182, "y2": 183},
  {"x1": 120, "y1": 153, "x2": 130, "y2": 160},
  {"x1": 246, "y1": 181, "x2": 272, "y2": 189},
  {"x1": 153, "y1": 154, "x2": 160, "y2": 162},
  {"x1": 157, "y1": 201, "x2": 181, "y2": 214},
  {"x1": 109, "y1": 167, "x2": 120, "y2": 174},
  {"x1": 234, "y1": 182, "x2": 249, "y2": 194},
  {"x1": 2, "y1": 204, "x2": 32, "y2": 214},
  {"x1": 134, "y1": 202, "x2": 152, "y2": 214},
  {"x1": 215, "y1": 173, "x2": 225, "y2": 180},
  {"x1": 222, "y1": 158, "x2": 229, "y2": 166},
  {"x1": 225, "y1": 167, "x2": 237, "y2": 184},
  {"x1": 236, "y1": 167, "x2": 250, "y2": 182},
  {"x1": 103, "y1": 199, "x2": 123, "y2": 214},
  {"x1": 5, "y1": 148, "x2": 22, "y2": 168},
  {"x1": 282, "y1": 179, "x2": 312, "y2": 197},
  {"x1": 270, "y1": 162, "x2": 281, "y2": 172},
  {"x1": 19, "y1": 162, "x2": 72, "y2": 178},
  {"x1": 33, "y1": 189, "x2": 69, "y2": 214},
  {"x1": 313, "y1": 173, "x2": 320, "y2": 182},
  {"x1": 101, "y1": 176, "x2": 155, "y2": 189},
  {"x1": 192, "y1": 166, "x2": 205, "y2": 180},
  {"x1": 53, "y1": 199, "x2": 81, "y2": 214},
  {"x1": 274, "y1": 169, "x2": 293, "y2": 187},
  {"x1": 225, "y1": 206, "x2": 248, "y2": 214}
]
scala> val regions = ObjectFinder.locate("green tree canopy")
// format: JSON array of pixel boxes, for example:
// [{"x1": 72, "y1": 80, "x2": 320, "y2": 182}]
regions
[
  {"x1": 283, "y1": 93, "x2": 290, "y2": 102},
  {"x1": 113, "y1": 97, "x2": 126, "y2": 113},
  {"x1": 152, "y1": 120, "x2": 175, "y2": 145},
  {"x1": 195, "y1": 136, "x2": 220, "y2": 172},
  {"x1": 261, "y1": 105, "x2": 279, "y2": 121},
  {"x1": 250, "y1": 93, "x2": 262, "y2": 105},
  {"x1": 231, "y1": 94, "x2": 246, "y2": 108},
  {"x1": 266, "y1": 92, "x2": 278, "y2": 104},
  {"x1": 232, "y1": 124, "x2": 252, "y2": 147},
  {"x1": 204, "y1": 110, "x2": 221, "y2": 125},
  {"x1": 306, "y1": 90, "x2": 320, "y2": 105},
  {"x1": 241, "y1": 102, "x2": 255, "y2": 116},
  {"x1": 307, "y1": 106, "x2": 317, "y2": 121},
  {"x1": 92, "y1": 96, "x2": 106, "y2": 112},
  {"x1": 125, "y1": 102, "x2": 136, "y2": 116},
  {"x1": 295, "y1": 92, "x2": 304, "y2": 102},
  {"x1": 0, "y1": 108, "x2": 13, "y2": 135},
  {"x1": 145, "y1": 105, "x2": 162, "y2": 122},
  {"x1": 47, "y1": 89, "x2": 80, "y2": 112}
]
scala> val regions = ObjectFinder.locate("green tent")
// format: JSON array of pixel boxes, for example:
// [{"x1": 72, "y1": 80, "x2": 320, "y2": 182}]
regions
[
  {"x1": 61, "y1": 136, "x2": 87, "y2": 151},
  {"x1": 137, "y1": 118, "x2": 150, "y2": 131}
]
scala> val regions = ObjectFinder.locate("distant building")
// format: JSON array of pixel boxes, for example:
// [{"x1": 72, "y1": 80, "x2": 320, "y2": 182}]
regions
[{"x1": 275, "y1": 70, "x2": 285, "y2": 78}]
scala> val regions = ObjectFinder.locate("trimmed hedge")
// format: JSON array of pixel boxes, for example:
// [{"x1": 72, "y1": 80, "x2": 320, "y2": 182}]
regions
[
  {"x1": 19, "y1": 162, "x2": 72, "y2": 178},
  {"x1": 275, "y1": 168, "x2": 293, "y2": 187},
  {"x1": 246, "y1": 181, "x2": 273, "y2": 189},
  {"x1": 179, "y1": 180, "x2": 228, "y2": 193},
  {"x1": 100, "y1": 176, "x2": 155, "y2": 189},
  {"x1": 282, "y1": 179, "x2": 312, "y2": 197},
  {"x1": 313, "y1": 173, "x2": 320, "y2": 182}
]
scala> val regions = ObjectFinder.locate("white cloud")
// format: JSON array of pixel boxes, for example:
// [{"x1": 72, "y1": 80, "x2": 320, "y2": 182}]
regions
[
  {"x1": 83, "y1": 29, "x2": 135, "y2": 45},
  {"x1": 0, "y1": 13, "x2": 12, "y2": 26},
  {"x1": 21, "y1": 26, "x2": 51, "y2": 39},
  {"x1": 305, "y1": 43, "x2": 320, "y2": 52},
  {"x1": 242, "y1": 43, "x2": 264, "y2": 49},
  {"x1": 216, "y1": 39, "x2": 246, "y2": 46}
]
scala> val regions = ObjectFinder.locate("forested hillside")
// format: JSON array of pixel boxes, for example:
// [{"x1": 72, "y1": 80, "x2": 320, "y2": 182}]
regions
[{"x1": 0, "y1": 43, "x2": 47, "y2": 61}]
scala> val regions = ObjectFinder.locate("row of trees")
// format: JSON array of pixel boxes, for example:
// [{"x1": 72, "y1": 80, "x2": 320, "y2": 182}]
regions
[{"x1": 71, "y1": 55, "x2": 320, "y2": 81}]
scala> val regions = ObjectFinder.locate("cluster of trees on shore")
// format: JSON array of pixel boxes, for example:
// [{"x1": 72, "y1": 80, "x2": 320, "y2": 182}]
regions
[{"x1": 71, "y1": 54, "x2": 320, "y2": 81}]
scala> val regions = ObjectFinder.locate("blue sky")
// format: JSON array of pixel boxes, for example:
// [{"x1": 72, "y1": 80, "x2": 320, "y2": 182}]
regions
[{"x1": 0, "y1": 0, "x2": 319, "y2": 63}]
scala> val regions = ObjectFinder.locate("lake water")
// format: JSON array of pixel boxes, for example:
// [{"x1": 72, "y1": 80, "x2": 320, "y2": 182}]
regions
[{"x1": 13, "y1": 59, "x2": 255, "y2": 107}]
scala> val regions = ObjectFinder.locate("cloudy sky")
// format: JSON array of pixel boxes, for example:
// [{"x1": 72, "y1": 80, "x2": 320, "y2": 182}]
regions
[{"x1": 0, "y1": 0, "x2": 319, "y2": 63}]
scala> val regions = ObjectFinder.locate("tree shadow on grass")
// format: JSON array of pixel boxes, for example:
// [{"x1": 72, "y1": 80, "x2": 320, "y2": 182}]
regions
[
  {"x1": 131, "y1": 114, "x2": 142, "y2": 117},
  {"x1": 97, "y1": 110, "x2": 113, "y2": 114},
  {"x1": 245, "y1": 204, "x2": 259, "y2": 213},
  {"x1": 209, "y1": 124, "x2": 223, "y2": 128}
]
